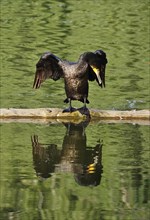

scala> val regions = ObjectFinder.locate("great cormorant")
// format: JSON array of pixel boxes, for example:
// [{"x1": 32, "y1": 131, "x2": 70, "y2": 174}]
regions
[{"x1": 33, "y1": 50, "x2": 108, "y2": 112}]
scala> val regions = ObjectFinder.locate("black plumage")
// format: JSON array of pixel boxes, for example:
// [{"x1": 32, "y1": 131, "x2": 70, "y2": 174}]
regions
[{"x1": 33, "y1": 50, "x2": 108, "y2": 112}]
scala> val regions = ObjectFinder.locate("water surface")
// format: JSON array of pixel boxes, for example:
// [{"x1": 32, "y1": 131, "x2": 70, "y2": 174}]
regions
[
  {"x1": 0, "y1": 0, "x2": 149, "y2": 110},
  {"x1": 0, "y1": 120, "x2": 149, "y2": 219},
  {"x1": 0, "y1": 0, "x2": 149, "y2": 219}
]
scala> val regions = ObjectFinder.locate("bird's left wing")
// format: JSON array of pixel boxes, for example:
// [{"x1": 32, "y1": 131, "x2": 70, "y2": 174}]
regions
[{"x1": 33, "y1": 52, "x2": 64, "y2": 89}]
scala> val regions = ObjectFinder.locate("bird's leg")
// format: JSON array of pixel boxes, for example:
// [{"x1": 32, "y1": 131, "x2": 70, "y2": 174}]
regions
[
  {"x1": 69, "y1": 98, "x2": 72, "y2": 110},
  {"x1": 82, "y1": 97, "x2": 89, "y2": 114},
  {"x1": 63, "y1": 98, "x2": 76, "y2": 113},
  {"x1": 78, "y1": 97, "x2": 90, "y2": 116},
  {"x1": 83, "y1": 97, "x2": 87, "y2": 109}
]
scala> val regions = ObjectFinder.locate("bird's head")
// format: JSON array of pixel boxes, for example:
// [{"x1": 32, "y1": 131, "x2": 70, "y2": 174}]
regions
[
  {"x1": 82, "y1": 50, "x2": 108, "y2": 87},
  {"x1": 94, "y1": 50, "x2": 108, "y2": 64}
]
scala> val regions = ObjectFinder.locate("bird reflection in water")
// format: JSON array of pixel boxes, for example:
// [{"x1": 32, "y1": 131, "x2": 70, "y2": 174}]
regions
[{"x1": 31, "y1": 121, "x2": 103, "y2": 186}]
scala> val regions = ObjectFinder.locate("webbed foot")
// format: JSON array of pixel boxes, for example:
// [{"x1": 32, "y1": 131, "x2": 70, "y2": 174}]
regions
[
  {"x1": 62, "y1": 107, "x2": 77, "y2": 113},
  {"x1": 78, "y1": 106, "x2": 90, "y2": 116}
]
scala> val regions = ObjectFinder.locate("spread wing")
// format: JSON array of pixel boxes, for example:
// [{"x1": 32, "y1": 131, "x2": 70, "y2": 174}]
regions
[
  {"x1": 33, "y1": 52, "x2": 64, "y2": 89},
  {"x1": 88, "y1": 50, "x2": 108, "y2": 88}
]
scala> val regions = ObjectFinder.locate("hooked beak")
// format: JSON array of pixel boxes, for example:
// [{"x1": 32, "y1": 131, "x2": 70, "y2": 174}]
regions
[{"x1": 90, "y1": 65, "x2": 103, "y2": 86}]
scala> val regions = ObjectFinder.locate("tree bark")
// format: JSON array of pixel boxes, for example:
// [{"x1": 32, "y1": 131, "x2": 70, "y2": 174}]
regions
[{"x1": 0, "y1": 108, "x2": 149, "y2": 120}]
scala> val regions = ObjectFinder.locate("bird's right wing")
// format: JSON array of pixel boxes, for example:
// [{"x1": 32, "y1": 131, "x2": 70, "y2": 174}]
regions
[{"x1": 33, "y1": 52, "x2": 64, "y2": 89}]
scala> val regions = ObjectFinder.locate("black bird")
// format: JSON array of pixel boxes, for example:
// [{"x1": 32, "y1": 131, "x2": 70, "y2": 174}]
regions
[{"x1": 33, "y1": 50, "x2": 108, "y2": 112}]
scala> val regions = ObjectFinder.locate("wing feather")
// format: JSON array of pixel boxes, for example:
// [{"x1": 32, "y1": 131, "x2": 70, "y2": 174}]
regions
[{"x1": 33, "y1": 52, "x2": 63, "y2": 89}]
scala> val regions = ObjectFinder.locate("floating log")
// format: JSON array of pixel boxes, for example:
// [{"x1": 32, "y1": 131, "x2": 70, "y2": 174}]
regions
[{"x1": 0, "y1": 108, "x2": 149, "y2": 121}]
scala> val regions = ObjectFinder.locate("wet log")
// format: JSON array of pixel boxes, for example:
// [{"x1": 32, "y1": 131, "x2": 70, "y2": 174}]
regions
[{"x1": 0, "y1": 108, "x2": 149, "y2": 121}]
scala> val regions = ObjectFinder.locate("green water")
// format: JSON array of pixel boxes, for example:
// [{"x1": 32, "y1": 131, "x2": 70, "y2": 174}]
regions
[
  {"x1": 0, "y1": 0, "x2": 149, "y2": 110},
  {"x1": 0, "y1": 0, "x2": 149, "y2": 219},
  {"x1": 0, "y1": 121, "x2": 149, "y2": 219}
]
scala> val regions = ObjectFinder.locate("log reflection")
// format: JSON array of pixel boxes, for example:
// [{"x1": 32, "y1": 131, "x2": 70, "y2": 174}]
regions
[{"x1": 31, "y1": 121, "x2": 103, "y2": 186}]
